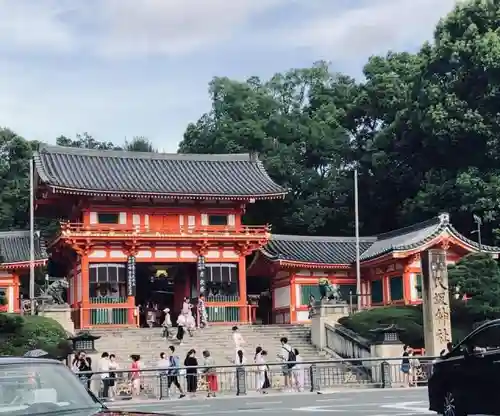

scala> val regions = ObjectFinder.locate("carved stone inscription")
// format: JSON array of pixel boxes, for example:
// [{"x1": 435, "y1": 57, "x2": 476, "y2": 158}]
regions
[{"x1": 421, "y1": 249, "x2": 452, "y2": 356}]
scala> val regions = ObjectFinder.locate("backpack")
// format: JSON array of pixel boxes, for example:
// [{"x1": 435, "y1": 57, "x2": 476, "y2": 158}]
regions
[{"x1": 286, "y1": 347, "x2": 296, "y2": 369}]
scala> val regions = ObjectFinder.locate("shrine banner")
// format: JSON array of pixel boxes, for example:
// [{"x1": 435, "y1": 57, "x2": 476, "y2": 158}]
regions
[
  {"x1": 197, "y1": 256, "x2": 206, "y2": 295},
  {"x1": 127, "y1": 256, "x2": 136, "y2": 297}
]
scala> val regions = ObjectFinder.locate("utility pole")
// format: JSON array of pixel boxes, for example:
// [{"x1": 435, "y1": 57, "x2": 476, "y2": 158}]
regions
[
  {"x1": 29, "y1": 158, "x2": 35, "y2": 315},
  {"x1": 472, "y1": 214, "x2": 483, "y2": 252},
  {"x1": 354, "y1": 169, "x2": 361, "y2": 311}
]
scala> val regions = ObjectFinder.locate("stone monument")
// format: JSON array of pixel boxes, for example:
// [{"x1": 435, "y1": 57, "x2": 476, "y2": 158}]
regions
[
  {"x1": 39, "y1": 278, "x2": 74, "y2": 334},
  {"x1": 421, "y1": 248, "x2": 452, "y2": 356}
]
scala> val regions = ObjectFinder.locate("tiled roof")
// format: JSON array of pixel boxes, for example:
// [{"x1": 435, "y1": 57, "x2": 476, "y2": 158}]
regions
[
  {"x1": 34, "y1": 145, "x2": 287, "y2": 200},
  {"x1": 262, "y1": 234, "x2": 376, "y2": 265},
  {"x1": 260, "y1": 213, "x2": 500, "y2": 265},
  {"x1": 360, "y1": 213, "x2": 500, "y2": 261},
  {"x1": 0, "y1": 230, "x2": 48, "y2": 264}
]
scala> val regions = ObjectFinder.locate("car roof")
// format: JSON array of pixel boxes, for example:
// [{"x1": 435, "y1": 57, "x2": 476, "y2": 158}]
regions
[
  {"x1": 0, "y1": 357, "x2": 64, "y2": 365},
  {"x1": 449, "y1": 318, "x2": 500, "y2": 352}
]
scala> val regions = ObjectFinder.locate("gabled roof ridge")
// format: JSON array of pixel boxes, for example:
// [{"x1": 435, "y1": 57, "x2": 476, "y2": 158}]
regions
[
  {"x1": 271, "y1": 234, "x2": 377, "y2": 243},
  {"x1": 375, "y1": 217, "x2": 441, "y2": 241},
  {"x1": 37, "y1": 144, "x2": 255, "y2": 162}
]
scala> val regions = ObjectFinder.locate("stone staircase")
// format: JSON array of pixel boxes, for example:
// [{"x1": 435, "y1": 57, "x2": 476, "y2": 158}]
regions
[{"x1": 90, "y1": 324, "x2": 328, "y2": 368}]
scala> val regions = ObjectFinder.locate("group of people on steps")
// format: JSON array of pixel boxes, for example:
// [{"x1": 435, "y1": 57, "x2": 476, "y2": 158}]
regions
[
  {"x1": 161, "y1": 296, "x2": 208, "y2": 344},
  {"x1": 232, "y1": 326, "x2": 305, "y2": 392}
]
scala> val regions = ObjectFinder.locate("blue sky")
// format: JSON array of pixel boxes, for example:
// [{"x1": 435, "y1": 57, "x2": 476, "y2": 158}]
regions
[{"x1": 0, "y1": 0, "x2": 457, "y2": 152}]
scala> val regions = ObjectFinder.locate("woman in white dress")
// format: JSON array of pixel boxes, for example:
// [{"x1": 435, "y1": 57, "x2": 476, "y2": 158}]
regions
[
  {"x1": 254, "y1": 347, "x2": 268, "y2": 393},
  {"x1": 292, "y1": 348, "x2": 304, "y2": 391}
]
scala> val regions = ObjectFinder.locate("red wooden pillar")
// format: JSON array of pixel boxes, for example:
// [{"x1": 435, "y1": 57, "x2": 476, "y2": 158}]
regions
[
  {"x1": 238, "y1": 256, "x2": 247, "y2": 322},
  {"x1": 81, "y1": 255, "x2": 90, "y2": 328}
]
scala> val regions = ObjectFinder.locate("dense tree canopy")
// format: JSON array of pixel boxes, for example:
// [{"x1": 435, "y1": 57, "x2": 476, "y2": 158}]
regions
[
  {"x1": 179, "y1": 0, "x2": 500, "y2": 243},
  {"x1": 448, "y1": 252, "x2": 500, "y2": 319}
]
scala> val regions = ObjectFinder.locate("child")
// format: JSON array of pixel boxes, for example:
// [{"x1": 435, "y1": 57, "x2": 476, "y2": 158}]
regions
[{"x1": 202, "y1": 350, "x2": 218, "y2": 397}]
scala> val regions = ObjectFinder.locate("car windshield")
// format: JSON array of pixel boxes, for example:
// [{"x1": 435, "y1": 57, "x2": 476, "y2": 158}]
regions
[{"x1": 0, "y1": 362, "x2": 102, "y2": 415}]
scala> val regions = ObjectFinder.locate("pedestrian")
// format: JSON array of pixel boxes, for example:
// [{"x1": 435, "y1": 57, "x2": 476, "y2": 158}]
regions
[
  {"x1": 162, "y1": 308, "x2": 173, "y2": 339},
  {"x1": 401, "y1": 345, "x2": 410, "y2": 386},
  {"x1": 202, "y1": 350, "x2": 218, "y2": 397},
  {"x1": 76, "y1": 351, "x2": 92, "y2": 390},
  {"x1": 98, "y1": 352, "x2": 111, "y2": 399},
  {"x1": 232, "y1": 326, "x2": 245, "y2": 362},
  {"x1": 129, "y1": 354, "x2": 141, "y2": 397},
  {"x1": 167, "y1": 346, "x2": 186, "y2": 398},
  {"x1": 261, "y1": 350, "x2": 271, "y2": 391},
  {"x1": 278, "y1": 337, "x2": 296, "y2": 391},
  {"x1": 176, "y1": 316, "x2": 186, "y2": 345},
  {"x1": 198, "y1": 295, "x2": 208, "y2": 328},
  {"x1": 292, "y1": 348, "x2": 304, "y2": 391},
  {"x1": 308, "y1": 294, "x2": 316, "y2": 319},
  {"x1": 184, "y1": 349, "x2": 198, "y2": 397},
  {"x1": 254, "y1": 346, "x2": 267, "y2": 393},
  {"x1": 108, "y1": 354, "x2": 119, "y2": 400},
  {"x1": 186, "y1": 306, "x2": 196, "y2": 337}
]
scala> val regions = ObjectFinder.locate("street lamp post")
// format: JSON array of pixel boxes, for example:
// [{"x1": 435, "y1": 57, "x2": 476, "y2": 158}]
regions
[
  {"x1": 472, "y1": 214, "x2": 483, "y2": 252},
  {"x1": 354, "y1": 169, "x2": 361, "y2": 311}
]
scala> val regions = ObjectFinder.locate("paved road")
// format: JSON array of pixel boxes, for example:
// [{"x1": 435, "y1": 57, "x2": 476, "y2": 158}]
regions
[{"x1": 108, "y1": 387, "x2": 432, "y2": 415}]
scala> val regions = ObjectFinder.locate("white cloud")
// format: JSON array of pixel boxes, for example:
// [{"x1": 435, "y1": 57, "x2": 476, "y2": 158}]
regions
[
  {"x1": 280, "y1": 0, "x2": 458, "y2": 59},
  {"x1": 0, "y1": 0, "x2": 287, "y2": 57},
  {"x1": 0, "y1": 0, "x2": 462, "y2": 150},
  {"x1": 93, "y1": 0, "x2": 287, "y2": 57},
  {"x1": 0, "y1": 0, "x2": 74, "y2": 52}
]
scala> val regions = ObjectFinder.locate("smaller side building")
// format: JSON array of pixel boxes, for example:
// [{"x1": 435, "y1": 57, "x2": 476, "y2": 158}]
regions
[
  {"x1": 247, "y1": 213, "x2": 500, "y2": 324},
  {"x1": 0, "y1": 230, "x2": 48, "y2": 313}
]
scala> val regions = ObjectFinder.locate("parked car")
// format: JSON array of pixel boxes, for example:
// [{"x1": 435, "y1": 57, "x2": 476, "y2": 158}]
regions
[
  {"x1": 428, "y1": 319, "x2": 500, "y2": 415},
  {"x1": 0, "y1": 357, "x2": 171, "y2": 415}
]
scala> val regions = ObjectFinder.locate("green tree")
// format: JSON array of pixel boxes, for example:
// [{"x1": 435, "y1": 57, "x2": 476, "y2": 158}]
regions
[
  {"x1": 180, "y1": 63, "x2": 357, "y2": 235},
  {"x1": 361, "y1": 0, "x2": 500, "y2": 243},
  {"x1": 0, "y1": 128, "x2": 35, "y2": 230},
  {"x1": 448, "y1": 252, "x2": 500, "y2": 319},
  {"x1": 56, "y1": 132, "x2": 120, "y2": 150},
  {"x1": 124, "y1": 136, "x2": 157, "y2": 152}
]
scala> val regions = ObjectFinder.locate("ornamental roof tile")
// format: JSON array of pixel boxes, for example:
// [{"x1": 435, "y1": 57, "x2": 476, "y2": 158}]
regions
[
  {"x1": 260, "y1": 213, "x2": 500, "y2": 266},
  {"x1": 34, "y1": 145, "x2": 287, "y2": 200},
  {"x1": 262, "y1": 234, "x2": 376, "y2": 265},
  {"x1": 0, "y1": 230, "x2": 48, "y2": 264}
]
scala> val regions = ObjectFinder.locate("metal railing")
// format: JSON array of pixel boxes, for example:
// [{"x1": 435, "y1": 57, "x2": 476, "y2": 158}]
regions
[
  {"x1": 75, "y1": 356, "x2": 435, "y2": 401},
  {"x1": 325, "y1": 323, "x2": 372, "y2": 361}
]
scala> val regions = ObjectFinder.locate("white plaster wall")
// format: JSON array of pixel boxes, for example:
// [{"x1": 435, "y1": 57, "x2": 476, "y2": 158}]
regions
[
  {"x1": 296, "y1": 311, "x2": 310, "y2": 322},
  {"x1": 273, "y1": 285, "x2": 290, "y2": 308}
]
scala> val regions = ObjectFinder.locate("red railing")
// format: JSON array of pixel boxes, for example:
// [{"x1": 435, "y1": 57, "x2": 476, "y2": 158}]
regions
[{"x1": 59, "y1": 222, "x2": 271, "y2": 240}]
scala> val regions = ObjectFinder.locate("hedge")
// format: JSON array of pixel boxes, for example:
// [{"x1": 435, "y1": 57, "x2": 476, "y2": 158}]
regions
[
  {"x1": 338, "y1": 303, "x2": 475, "y2": 348},
  {"x1": 0, "y1": 313, "x2": 72, "y2": 358}
]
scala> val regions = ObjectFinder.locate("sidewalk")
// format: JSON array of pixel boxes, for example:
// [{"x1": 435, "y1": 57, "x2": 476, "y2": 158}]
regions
[{"x1": 106, "y1": 386, "x2": 427, "y2": 408}]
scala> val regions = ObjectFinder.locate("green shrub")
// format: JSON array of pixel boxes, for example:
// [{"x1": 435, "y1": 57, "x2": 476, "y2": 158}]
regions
[
  {"x1": 0, "y1": 313, "x2": 71, "y2": 358},
  {"x1": 338, "y1": 305, "x2": 425, "y2": 347},
  {"x1": 338, "y1": 303, "x2": 477, "y2": 348}
]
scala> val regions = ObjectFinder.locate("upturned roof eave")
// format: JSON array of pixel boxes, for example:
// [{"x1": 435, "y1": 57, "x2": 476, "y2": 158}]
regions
[{"x1": 47, "y1": 184, "x2": 288, "y2": 200}]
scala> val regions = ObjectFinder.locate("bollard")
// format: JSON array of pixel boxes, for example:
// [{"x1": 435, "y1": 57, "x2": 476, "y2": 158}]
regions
[
  {"x1": 309, "y1": 364, "x2": 320, "y2": 392},
  {"x1": 236, "y1": 366, "x2": 247, "y2": 395},
  {"x1": 159, "y1": 373, "x2": 169, "y2": 399},
  {"x1": 380, "y1": 361, "x2": 392, "y2": 388}
]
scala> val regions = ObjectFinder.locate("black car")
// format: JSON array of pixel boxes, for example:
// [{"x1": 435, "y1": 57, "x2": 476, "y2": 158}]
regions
[
  {"x1": 0, "y1": 356, "x2": 171, "y2": 415},
  {"x1": 428, "y1": 319, "x2": 500, "y2": 415}
]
